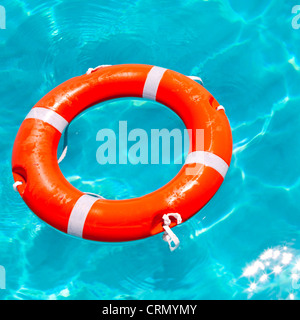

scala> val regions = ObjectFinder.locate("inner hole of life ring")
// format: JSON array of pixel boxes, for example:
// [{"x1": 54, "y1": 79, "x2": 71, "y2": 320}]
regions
[{"x1": 57, "y1": 97, "x2": 190, "y2": 200}]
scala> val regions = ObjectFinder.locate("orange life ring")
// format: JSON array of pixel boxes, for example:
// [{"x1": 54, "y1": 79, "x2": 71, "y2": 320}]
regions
[{"x1": 12, "y1": 64, "x2": 232, "y2": 244}]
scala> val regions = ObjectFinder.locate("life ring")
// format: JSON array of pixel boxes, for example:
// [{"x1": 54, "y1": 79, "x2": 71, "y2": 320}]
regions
[{"x1": 12, "y1": 64, "x2": 232, "y2": 246}]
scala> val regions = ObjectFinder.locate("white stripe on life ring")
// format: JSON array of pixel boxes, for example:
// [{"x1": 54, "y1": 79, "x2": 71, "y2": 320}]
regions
[
  {"x1": 25, "y1": 107, "x2": 69, "y2": 133},
  {"x1": 185, "y1": 151, "x2": 229, "y2": 178},
  {"x1": 143, "y1": 66, "x2": 167, "y2": 100},
  {"x1": 67, "y1": 195, "x2": 100, "y2": 238}
]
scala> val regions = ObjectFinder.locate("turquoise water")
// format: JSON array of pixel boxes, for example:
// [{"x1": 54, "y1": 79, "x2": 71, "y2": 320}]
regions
[{"x1": 1, "y1": 0, "x2": 300, "y2": 300}]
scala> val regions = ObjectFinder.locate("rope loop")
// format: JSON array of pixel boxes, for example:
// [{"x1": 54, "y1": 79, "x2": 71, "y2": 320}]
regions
[
  {"x1": 216, "y1": 105, "x2": 225, "y2": 112},
  {"x1": 162, "y1": 213, "x2": 182, "y2": 251},
  {"x1": 187, "y1": 75, "x2": 203, "y2": 85},
  {"x1": 86, "y1": 65, "x2": 112, "y2": 75},
  {"x1": 13, "y1": 181, "x2": 23, "y2": 192}
]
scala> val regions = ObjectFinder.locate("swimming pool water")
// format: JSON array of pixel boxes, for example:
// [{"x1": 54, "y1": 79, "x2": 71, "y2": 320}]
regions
[{"x1": 1, "y1": 0, "x2": 300, "y2": 300}]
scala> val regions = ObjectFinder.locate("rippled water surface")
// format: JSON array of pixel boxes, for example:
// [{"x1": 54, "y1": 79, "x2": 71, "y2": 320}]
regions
[{"x1": 1, "y1": 0, "x2": 300, "y2": 300}]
